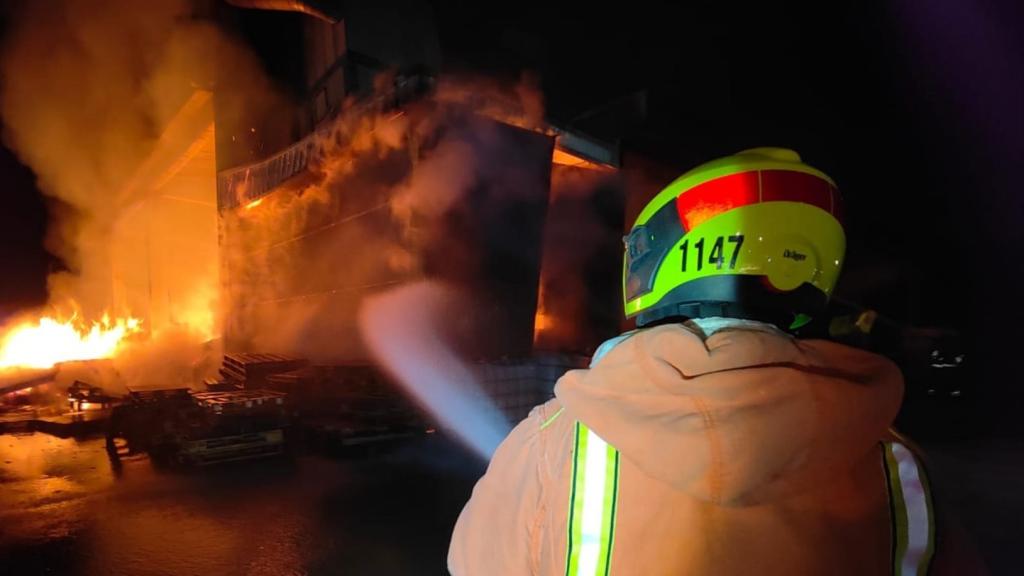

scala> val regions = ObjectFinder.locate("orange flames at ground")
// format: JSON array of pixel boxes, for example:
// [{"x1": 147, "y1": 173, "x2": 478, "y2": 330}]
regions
[{"x1": 0, "y1": 314, "x2": 142, "y2": 370}]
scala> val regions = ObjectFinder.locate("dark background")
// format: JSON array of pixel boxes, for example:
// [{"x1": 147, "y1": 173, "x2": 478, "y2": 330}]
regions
[{"x1": 3, "y1": 0, "x2": 1023, "y2": 434}]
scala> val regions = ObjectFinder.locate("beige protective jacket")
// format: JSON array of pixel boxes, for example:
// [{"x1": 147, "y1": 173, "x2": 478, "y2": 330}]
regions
[{"x1": 449, "y1": 321, "x2": 962, "y2": 575}]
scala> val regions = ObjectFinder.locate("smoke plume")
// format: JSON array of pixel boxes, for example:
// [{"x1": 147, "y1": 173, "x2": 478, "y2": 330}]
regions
[
  {"x1": 0, "y1": 0, "x2": 282, "y2": 390},
  {"x1": 1, "y1": 0, "x2": 555, "y2": 406}
]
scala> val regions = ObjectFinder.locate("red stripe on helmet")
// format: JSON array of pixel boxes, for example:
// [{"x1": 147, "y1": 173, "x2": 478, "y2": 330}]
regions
[
  {"x1": 675, "y1": 171, "x2": 760, "y2": 230},
  {"x1": 674, "y1": 169, "x2": 840, "y2": 231},
  {"x1": 760, "y1": 170, "x2": 833, "y2": 214}
]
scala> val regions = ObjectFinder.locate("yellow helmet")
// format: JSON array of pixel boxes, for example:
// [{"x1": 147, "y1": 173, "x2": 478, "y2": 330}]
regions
[{"x1": 624, "y1": 148, "x2": 845, "y2": 329}]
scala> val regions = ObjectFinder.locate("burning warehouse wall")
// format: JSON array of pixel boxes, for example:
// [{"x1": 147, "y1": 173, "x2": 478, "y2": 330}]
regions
[
  {"x1": 109, "y1": 91, "x2": 220, "y2": 341},
  {"x1": 216, "y1": 96, "x2": 628, "y2": 362},
  {"x1": 217, "y1": 92, "x2": 556, "y2": 361},
  {"x1": 213, "y1": 1, "x2": 626, "y2": 362}
]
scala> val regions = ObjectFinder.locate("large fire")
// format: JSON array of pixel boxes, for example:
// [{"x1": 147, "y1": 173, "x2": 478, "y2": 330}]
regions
[{"x1": 0, "y1": 314, "x2": 142, "y2": 370}]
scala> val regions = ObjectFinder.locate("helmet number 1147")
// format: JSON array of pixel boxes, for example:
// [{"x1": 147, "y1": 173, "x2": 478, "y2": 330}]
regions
[{"x1": 680, "y1": 234, "x2": 745, "y2": 272}]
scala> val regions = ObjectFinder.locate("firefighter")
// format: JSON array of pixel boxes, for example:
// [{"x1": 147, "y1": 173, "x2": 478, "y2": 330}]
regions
[{"x1": 448, "y1": 148, "x2": 978, "y2": 575}]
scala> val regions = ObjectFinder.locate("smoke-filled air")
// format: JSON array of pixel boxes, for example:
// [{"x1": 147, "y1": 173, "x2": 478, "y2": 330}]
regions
[
  {"x1": 0, "y1": 0, "x2": 287, "y2": 390},
  {"x1": 0, "y1": 0, "x2": 558, "y2": 455}
]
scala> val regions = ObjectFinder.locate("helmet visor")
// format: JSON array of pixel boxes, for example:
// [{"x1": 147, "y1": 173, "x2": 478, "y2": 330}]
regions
[{"x1": 624, "y1": 200, "x2": 683, "y2": 302}]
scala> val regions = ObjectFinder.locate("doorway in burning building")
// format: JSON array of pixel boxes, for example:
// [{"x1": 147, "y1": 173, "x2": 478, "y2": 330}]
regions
[{"x1": 110, "y1": 91, "x2": 220, "y2": 340}]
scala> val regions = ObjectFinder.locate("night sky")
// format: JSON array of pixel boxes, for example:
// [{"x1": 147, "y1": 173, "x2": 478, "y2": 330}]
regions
[
  {"x1": 2, "y1": 0, "x2": 1023, "y2": 429},
  {"x1": 431, "y1": 0, "x2": 1024, "y2": 433},
  {"x1": 0, "y1": 131, "x2": 51, "y2": 317},
  {"x1": 0, "y1": 3, "x2": 48, "y2": 317}
]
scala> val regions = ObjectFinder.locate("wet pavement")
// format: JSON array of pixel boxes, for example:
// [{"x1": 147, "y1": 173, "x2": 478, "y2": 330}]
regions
[
  {"x1": 922, "y1": 439, "x2": 1024, "y2": 575},
  {"x1": 0, "y1": 433, "x2": 484, "y2": 576},
  {"x1": 1, "y1": 430, "x2": 1019, "y2": 575}
]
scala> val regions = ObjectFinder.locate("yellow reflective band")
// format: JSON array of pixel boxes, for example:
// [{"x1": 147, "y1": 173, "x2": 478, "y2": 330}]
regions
[
  {"x1": 566, "y1": 421, "x2": 619, "y2": 576},
  {"x1": 564, "y1": 334, "x2": 630, "y2": 576},
  {"x1": 541, "y1": 407, "x2": 565, "y2": 430},
  {"x1": 883, "y1": 442, "x2": 935, "y2": 576}
]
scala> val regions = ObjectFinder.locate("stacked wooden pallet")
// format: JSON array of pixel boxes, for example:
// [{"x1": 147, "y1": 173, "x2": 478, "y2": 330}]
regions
[{"x1": 219, "y1": 353, "x2": 308, "y2": 388}]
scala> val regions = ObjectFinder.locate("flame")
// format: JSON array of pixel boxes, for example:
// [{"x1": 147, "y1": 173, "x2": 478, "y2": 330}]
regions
[
  {"x1": 68, "y1": 399, "x2": 101, "y2": 412},
  {"x1": 244, "y1": 197, "x2": 264, "y2": 210},
  {"x1": 0, "y1": 314, "x2": 143, "y2": 370},
  {"x1": 551, "y1": 147, "x2": 615, "y2": 171},
  {"x1": 533, "y1": 271, "x2": 551, "y2": 345},
  {"x1": 534, "y1": 310, "x2": 552, "y2": 335}
]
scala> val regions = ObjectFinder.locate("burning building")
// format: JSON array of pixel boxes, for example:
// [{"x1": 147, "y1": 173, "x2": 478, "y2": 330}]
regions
[
  {"x1": 203, "y1": 1, "x2": 630, "y2": 430},
  {"x1": 212, "y1": 2, "x2": 624, "y2": 363},
  {"x1": 0, "y1": 0, "x2": 630, "y2": 428}
]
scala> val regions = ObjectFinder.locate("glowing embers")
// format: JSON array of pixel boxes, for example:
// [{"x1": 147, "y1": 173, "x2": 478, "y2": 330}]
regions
[{"x1": 552, "y1": 147, "x2": 614, "y2": 172}]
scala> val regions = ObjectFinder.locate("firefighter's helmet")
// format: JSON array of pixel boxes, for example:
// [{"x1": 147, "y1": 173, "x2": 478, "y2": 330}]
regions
[{"x1": 624, "y1": 148, "x2": 845, "y2": 329}]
